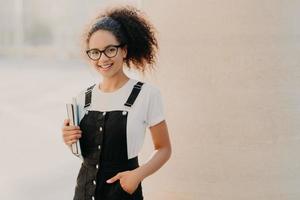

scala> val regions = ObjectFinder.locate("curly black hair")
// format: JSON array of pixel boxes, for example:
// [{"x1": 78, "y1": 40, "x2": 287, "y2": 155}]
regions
[{"x1": 82, "y1": 5, "x2": 159, "y2": 74}]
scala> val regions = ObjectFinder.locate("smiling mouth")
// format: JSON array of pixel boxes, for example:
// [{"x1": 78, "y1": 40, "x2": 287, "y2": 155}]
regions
[{"x1": 98, "y1": 63, "x2": 113, "y2": 69}]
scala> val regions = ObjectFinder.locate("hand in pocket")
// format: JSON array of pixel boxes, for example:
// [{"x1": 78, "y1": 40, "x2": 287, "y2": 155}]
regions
[{"x1": 107, "y1": 170, "x2": 142, "y2": 195}]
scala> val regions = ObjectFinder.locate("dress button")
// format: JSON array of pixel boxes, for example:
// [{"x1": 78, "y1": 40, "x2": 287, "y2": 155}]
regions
[
  {"x1": 93, "y1": 180, "x2": 96, "y2": 185},
  {"x1": 92, "y1": 196, "x2": 95, "y2": 200},
  {"x1": 98, "y1": 145, "x2": 101, "y2": 150},
  {"x1": 99, "y1": 126, "x2": 103, "y2": 131},
  {"x1": 102, "y1": 112, "x2": 106, "y2": 116},
  {"x1": 122, "y1": 111, "x2": 127, "y2": 115},
  {"x1": 96, "y1": 164, "x2": 99, "y2": 169}
]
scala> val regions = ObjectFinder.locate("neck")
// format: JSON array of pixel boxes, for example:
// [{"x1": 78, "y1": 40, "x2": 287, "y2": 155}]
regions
[{"x1": 100, "y1": 73, "x2": 129, "y2": 92}]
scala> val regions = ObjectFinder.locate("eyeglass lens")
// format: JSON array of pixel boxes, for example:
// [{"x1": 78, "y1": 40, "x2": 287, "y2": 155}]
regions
[{"x1": 88, "y1": 46, "x2": 118, "y2": 60}]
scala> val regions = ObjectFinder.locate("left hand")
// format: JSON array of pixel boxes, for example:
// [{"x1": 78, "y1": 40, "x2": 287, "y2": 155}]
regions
[{"x1": 106, "y1": 169, "x2": 143, "y2": 195}]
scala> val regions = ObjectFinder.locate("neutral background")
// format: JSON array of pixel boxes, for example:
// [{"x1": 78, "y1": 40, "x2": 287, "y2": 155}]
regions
[{"x1": 0, "y1": 0, "x2": 300, "y2": 199}]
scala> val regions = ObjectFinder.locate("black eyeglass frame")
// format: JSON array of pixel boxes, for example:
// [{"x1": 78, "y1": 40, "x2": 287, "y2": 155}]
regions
[{"x1": 86, "y1": 44, "x2": 125, "y2": 61}]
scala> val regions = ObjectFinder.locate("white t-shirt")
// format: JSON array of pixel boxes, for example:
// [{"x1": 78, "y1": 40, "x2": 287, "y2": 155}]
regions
[{"x1": 75, "y1": 78, "x2": 165, "y2": 159}]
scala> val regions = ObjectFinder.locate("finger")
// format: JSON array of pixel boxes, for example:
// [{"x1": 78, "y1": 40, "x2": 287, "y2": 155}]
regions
[
  {"x1": 66, "y1": 139, "x2": 77, "y2": 145},
  {"x1": 106, "y1": 173, "x2": 121, "y2": 183},
  {"x1": 66, "y1": 133, "x2": 81, "y2": 141},
  {"x1": 63, "y1": 119, "x2": 70, "y2": 126},
  {"x1": 66, "y1": 133, "x2": 81, "y2": 143},
  {"x1": 63, "y1": 134, "x2": 81, "y2": 145},
  {"x1": 64, "y1": 132, "x2": 81, "y2": 142},
  {"x1": 62, "y1": 126, "x2": 82, "y2": 132},
  {"x1": 62, "y1": 119, "x2": 81, "y2": 129},
  {"x1": 63, "y1": 129, "x2": 82, "y2": 135},
  {"x1": 62, "y1": 130, "x2": 80, "y2": 139}
]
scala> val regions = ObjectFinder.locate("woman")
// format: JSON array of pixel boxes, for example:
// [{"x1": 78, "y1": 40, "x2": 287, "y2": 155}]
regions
[{"x1": 61, "y1": 5, "x2": 172, "y2": 200}]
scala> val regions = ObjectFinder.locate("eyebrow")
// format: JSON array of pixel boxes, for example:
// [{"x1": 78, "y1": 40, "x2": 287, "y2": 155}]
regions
[{"x1": 89, "y1": 44, "x2": 119, "y2": 50}]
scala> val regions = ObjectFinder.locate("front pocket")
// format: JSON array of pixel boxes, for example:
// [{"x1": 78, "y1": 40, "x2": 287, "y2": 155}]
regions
[
  {"x1": 106, "y1": 181, "x2": 131, "y2": 200},
  {"x1": 117, "y1": 181, "x2": 132, "y2": 196}
]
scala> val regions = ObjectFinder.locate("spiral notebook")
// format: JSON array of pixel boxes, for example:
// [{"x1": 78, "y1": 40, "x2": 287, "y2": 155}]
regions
[{"x1": 66, "y1": 97, "x2": 83, "y2": 160}]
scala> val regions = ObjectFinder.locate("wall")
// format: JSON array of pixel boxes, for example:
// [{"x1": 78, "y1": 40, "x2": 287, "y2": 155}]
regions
[{"x1": 140, "y1": 0, "x2": 300, "y2": 199}]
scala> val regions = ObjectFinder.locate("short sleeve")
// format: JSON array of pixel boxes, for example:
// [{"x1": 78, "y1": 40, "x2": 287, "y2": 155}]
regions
[{"x1": 146, "y1": 87, "x2": 165, "y2": 128}]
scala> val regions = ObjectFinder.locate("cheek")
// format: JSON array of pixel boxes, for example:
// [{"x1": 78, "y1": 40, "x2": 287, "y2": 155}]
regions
[
  {"x1": 90, "y1": 60, "x2": 98, "y2": 67},
  {"x1": 114, "y1": 55, "x2": 125, "y2": 65}
]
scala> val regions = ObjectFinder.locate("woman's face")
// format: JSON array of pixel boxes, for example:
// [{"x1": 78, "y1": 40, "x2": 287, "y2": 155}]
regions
[{"x1": 87, "y1": 30, "x2": 127, "y2": 78}]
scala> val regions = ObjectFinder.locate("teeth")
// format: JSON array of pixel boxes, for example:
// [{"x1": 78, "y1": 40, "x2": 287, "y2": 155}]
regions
[{"x1": 100, "y1": 64, "x2": 112, "y2": 68}]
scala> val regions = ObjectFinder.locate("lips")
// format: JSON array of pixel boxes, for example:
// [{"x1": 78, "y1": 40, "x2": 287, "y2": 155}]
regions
[{"x1": 98, "y1": 63, "x2": 113, "y2": 71}]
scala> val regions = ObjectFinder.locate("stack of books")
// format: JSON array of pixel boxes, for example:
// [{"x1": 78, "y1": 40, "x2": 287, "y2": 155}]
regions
[{"x1": 66, "y1": 97, "x2": 83, "y2": 160}]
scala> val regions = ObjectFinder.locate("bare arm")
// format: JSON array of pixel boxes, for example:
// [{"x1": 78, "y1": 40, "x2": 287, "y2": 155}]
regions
[{"x1": 133, "y1": 120, "x2": 172, "y2": 180}]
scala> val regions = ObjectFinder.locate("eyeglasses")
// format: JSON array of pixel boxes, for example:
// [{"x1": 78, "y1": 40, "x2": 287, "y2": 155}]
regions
[{"x1": 86, "y1": 44, "x2": 125, "y2": 61}]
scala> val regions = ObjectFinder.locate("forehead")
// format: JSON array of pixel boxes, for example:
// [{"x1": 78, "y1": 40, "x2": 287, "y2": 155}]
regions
[{"x1": 88, "y1": 30, "x2": 118, "y2": 49}]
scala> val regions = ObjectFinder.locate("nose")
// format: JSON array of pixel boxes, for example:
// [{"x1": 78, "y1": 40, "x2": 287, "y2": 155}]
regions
[{"x1": 97, "y1": 52, "x2": 110, "y2": 64}]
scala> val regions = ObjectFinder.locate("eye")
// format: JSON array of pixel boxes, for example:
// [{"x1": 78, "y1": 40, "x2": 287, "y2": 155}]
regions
[
  {"x1": 89, "y1": 49, "x2": 100, "y2": 56},
  {"x1": 105, "y1": 46, "x2": 117, "y2": 54}
]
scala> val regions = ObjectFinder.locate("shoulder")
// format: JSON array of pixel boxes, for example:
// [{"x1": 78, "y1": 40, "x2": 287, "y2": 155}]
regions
[
  {"x1": 133, "y1": 80, "x2": 163, "y2": 106},
  {"x1": 136, "y1": 80, "x2": 161, "y2": 95}
]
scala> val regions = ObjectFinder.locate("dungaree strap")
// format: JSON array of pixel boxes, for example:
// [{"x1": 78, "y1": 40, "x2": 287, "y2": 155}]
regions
[
  {"x1": 84, "y1": 84, "x2": 96, "y2": 108},
  {"x1": 124, "y1": 81, "x2": 144, "y2": 107}
]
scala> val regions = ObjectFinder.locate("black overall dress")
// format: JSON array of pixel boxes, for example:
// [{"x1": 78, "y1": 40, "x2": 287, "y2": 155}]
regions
[{"x1": 73, "y1": 81, "x2": 144, "y2": 200}]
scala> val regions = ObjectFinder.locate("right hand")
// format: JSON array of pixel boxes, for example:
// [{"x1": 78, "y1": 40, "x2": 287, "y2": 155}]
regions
[{"x1": 61, "y1": 119, "x2": 82, "y2": 147}]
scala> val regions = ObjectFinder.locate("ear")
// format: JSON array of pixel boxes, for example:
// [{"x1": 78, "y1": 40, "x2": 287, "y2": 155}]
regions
[{"x1": 122, "y1": 45, "x2": 127, "y2": 59}]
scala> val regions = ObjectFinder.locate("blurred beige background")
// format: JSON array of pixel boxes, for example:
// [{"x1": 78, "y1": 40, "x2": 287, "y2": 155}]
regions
[
  {"x1": 0, "y1": 0, "x2": 300, "y2": 199},
  {"x1": 141, "y1": 1, "x2": 300, "y2": 199}
]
